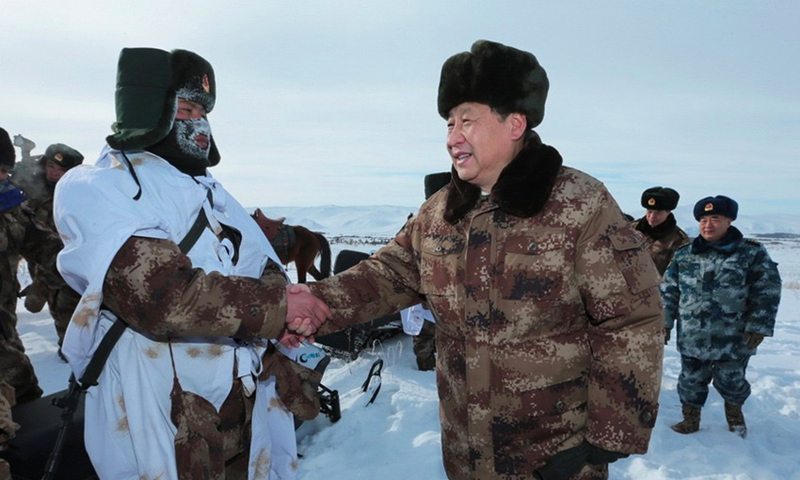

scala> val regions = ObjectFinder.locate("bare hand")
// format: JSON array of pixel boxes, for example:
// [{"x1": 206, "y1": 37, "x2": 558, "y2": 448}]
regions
[
  {"x1": 277, "y1": 329, "x2": 314, "y2": 349},
  {"x1": 285, "y1": 284, "x2": 331, "y2": 337}
]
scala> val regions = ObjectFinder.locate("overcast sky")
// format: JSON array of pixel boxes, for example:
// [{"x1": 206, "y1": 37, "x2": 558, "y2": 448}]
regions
[{"x1": 3, "y1": 1, "x2": 798, "y2": 216}]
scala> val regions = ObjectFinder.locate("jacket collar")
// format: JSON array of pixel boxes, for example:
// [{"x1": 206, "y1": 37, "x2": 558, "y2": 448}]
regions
[
  {"x1": 443, "y1": 136, "x2": 563, "y2": 223},
  {"x1": 691, "y1": 225, "x2": 744, "y2": 254},
  {"x1": 635, "y1": 213, "x2": 677, "y2": 240}
]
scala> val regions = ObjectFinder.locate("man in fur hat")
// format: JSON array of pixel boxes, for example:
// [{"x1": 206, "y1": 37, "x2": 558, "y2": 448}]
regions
[
  {"x1": 53, "y1": 48, "x2": 329, "y2": 479},
  {"x1": 662, "y1": 195, "x2": 781, "y2": 438},
  {"x1": 632, "y1": 186, "x2": 689, "y2": 275},
  {"x1": 304, "y1": 40, "x2": 664, "y2": 480},
  {"x1": 12, "y1": 143, "x2": 84, "y2": 352}
]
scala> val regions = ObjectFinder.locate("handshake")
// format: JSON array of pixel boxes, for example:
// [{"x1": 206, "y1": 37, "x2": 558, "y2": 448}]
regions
[{"x1": 279, "y1": 284, "x2": 332, "y2": 348}]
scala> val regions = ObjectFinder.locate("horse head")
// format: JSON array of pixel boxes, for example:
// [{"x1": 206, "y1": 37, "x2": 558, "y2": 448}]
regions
[{"x1": 251, "y1": 208, "x2": 286, "y2": 242}]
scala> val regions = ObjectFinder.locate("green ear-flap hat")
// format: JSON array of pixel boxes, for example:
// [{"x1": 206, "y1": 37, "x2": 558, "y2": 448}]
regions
[
  {"x1": 106, "y1": 47, "x2": 220, "y2": 165},
  {"x1": 41, "y1": 143, "x2": 84, "y2": 171},
  {"x1": 437, "y1": 40, "x2": 549, "y2": 129}
]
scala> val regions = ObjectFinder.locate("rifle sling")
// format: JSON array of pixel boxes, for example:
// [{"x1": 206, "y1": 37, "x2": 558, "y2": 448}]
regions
[{"x1": 78, "y1": 200, "x2": 212, "y2": 389}]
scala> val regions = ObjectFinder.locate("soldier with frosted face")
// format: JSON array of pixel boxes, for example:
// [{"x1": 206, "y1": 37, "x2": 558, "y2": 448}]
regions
[
  {"x1": 662, "y1": 195, "x2": 781, "y2": 438},
  {"x1": 54, "y1": 48, "x2": 329, "y2": 479}
]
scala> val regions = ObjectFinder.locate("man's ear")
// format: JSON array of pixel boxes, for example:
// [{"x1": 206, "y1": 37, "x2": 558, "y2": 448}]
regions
[{"x1": 508, "y1": 113, "x2": 528, "y2": 141}]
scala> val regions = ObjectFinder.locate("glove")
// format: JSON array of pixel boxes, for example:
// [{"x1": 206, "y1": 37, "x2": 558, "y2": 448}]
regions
[
  {"x1": 664, "y1": 328, "x2": 671, "y2": 345},
  {"x1": 534, "y1": 441, "x2": 590, "y2": 479},
  {"x1": 743, "y1": 332, "x2": 764, "y2": 349},
  {"x1": 586, "y1": 443, "x2": 629, "y2": 465}
]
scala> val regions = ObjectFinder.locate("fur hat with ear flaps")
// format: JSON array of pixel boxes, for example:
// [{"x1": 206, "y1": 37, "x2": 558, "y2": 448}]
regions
[
  {"x1": 437, "y1": 40, "x2": 549, "y2": 129},
  {"x1": 641, "y1": 186, "x2": 679, "y2": 211},
  {"x1": 106, "y1": 48, "x2": 220, "y2": 165},
  {"x1": 40, "y1": 143, "x2": 84, "y2": 171},
  {"x1": 0, "y1": 127, "x2": 15, "y2": 169}
]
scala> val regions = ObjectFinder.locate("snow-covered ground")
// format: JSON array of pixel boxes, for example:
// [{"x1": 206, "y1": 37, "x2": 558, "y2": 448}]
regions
[{"x1": 15, "y1": 214, "x2": 800, "y2": 480}]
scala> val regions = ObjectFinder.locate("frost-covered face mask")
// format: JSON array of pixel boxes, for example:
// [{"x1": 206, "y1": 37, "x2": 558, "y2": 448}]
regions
[
  {"x1": 146, "y1": 117, "x2": 213, "y2": 176},
  {"x1": 173, "y1": 117, "x2": 211, "y2": 160}
]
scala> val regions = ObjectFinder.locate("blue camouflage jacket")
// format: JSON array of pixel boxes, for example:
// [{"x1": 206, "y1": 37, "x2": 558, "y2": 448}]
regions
[{"x1": 661, "y1": 227, "x2": 782, "y2": 360}]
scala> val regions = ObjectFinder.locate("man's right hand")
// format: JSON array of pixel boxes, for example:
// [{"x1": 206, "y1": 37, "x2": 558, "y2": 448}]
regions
[{"x1": 285, "y1": 284, "x2": 331, "y2": 337}]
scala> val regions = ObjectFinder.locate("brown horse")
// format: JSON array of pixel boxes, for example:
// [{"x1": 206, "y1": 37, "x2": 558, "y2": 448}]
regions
[{"x1": 252, "y1": 208, "x2": 331, "y2": 283}]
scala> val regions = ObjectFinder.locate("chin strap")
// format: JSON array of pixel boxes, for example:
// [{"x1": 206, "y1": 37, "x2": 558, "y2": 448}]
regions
[{"x1": 120, "y1": 150, "x2": 143, "y2": 200}]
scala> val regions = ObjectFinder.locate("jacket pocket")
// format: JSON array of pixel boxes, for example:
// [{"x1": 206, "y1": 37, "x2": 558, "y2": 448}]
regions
[
  {"x1": 491, "y1": 375, "x2": 588, "y2": 475},
  {"x1": 418, "y1": 234, "x2": 464, "y2": 298},
  {"x1": 609, "y1": 225, "x2": 659, "y2": 295},
  {"x1": 499, "y1": 230, "x2": 567, "y2": 301}
]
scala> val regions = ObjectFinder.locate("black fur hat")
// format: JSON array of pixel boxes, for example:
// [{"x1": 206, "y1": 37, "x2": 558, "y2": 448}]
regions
[
  {"x1": 0, "y1": 127, "x2": 14, "y2": 169},
  {"x1": 106, "y1": 48, "x2": 220, "y2": 165},
  {"x1": 641, "y1": 186, "x2": 679, "y2": 211},
  {"x1": 438, "y1": 40, "x2": 549, "y2": 129},
  {"x1": 424, "y1": 172, "x2": 451, "y2": 199},
  {"x1": 40, "y1": 143, "x2": 84, "y2": 171},
  {"x1": 693, "y1": 195, "x2": 738, "y2": 221}
]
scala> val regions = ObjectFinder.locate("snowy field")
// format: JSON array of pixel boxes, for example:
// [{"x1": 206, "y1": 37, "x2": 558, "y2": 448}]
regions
[{"x1": 16, "y1": 234, "x2": 800, "y2": 480}]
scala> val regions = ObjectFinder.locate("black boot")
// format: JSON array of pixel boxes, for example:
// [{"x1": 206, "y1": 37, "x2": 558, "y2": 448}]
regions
[
  {"x1": 725, "y1": 403, "x2": 747, "y2": 438},
  {"x1": 671, "y1": 405, "x2": 701, "y2": 434}
]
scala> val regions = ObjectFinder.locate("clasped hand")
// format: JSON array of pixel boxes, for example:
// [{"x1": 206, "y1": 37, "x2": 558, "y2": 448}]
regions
[{"x1": 278, "y1": 284, "x2": 331, "y2": 348}]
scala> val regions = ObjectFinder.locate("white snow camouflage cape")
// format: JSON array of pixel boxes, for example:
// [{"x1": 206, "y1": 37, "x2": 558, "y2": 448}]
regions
[{"x1": 54, "y1": 146, "x2": 298, "y2": 480}]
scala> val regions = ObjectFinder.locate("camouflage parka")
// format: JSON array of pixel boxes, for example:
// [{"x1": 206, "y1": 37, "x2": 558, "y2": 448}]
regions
[
  {"x1": 661, "y1": 227, "x2": 781, "y2": 360},
  {"x1": 632, "y1": 214, "x2": 689, "y2": 276},
  {"x1": 1, "y1": 183, "x2": 65, "y2": 404},
  {"x1": 310, "y1": 140, "x2": 664, "y2": 480}
]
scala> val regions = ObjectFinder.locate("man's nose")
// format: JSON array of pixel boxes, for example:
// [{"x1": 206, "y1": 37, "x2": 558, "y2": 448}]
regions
[{"x1": 446, "y1": 128, "x2": 463, "y2": 148}]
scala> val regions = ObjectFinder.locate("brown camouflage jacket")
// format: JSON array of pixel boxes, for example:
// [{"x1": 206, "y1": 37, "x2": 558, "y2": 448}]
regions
[
  {"x1": 311, "y1": 141, "x2": 664, "y2": 480},
  {"x1": 633, "y1": 215, "x2": 689, "y2": 276},
  {"x1": 0, "y1": 202, "x2": 57, "y2": 404},
  {"x1": 0, "y1": 202, "x2": 64, "y2": 313}
]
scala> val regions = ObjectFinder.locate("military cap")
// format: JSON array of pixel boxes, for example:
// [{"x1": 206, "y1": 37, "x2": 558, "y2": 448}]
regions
[
  {"x1": 41, "y1": 143, "x2": 84, "y2": 171},
  {"x1": 641, "y1": 186, "x2": 679, "y2": 211},
  {"x1": 438, "y1": 40, "x2": 549, "y2": 129},
  {"x1": 693, "y1": 195, "x2": 738, "y2": 221}
]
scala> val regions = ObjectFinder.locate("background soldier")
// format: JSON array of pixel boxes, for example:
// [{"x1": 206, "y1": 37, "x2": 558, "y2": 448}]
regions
[
  {"x1": 12, "y1": 143, "x2": 83, "y2": 351},
  {"x1": 662, "y1": 195, "x2": 782, "y2": 438},
  {"x1": 1, "y1": 127, "x2": 67, "y2": 404},
  {"x1": 632, "y1": 186, "x2": 689, "y2": 275}
]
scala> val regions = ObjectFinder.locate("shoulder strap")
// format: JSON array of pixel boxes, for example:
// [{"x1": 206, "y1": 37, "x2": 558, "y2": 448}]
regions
[{"x1": 78, "y1": 191, "x2": 213, "y2": 389}]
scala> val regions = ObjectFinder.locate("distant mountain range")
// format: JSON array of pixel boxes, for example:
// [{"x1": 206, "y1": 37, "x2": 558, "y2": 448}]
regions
[{"x1": 255, "y1": 204, "x2": 800, "y2": 237}]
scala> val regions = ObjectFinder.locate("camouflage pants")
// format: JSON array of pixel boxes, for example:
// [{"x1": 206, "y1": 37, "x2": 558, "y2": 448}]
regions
[
  {"x1": 0, "y1": 307, "x2": 42, "y2": 404},
  {"x1": 677, "y1": 355, "x2": 751, "y2": 408},
  {"x1": 413, "y1": 320, "x2": 436, "y2": 370}
]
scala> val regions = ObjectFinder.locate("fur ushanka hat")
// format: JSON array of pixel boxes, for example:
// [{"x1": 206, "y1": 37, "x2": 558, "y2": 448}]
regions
[
  {"x1": 40, "y1": 143, "x2": 84, "y2": 171},
  {"x1": 0, "y1": 127, "x2": 14, "y2": 169},
  {"x1": 106, "y1": 47, "x2": 220, "y2": 165},
  {"x1": 693, "y1": 195, "x2": 738, "y2": 221},
  {"x1": 641, "y1": 186, "x2": 679, "y2": 211},
  {"x1": 437, "y1": 40, "x2": 549, "y2": 129}
]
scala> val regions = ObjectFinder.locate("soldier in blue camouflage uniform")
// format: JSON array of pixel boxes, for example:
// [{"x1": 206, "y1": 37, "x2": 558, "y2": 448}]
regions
[
  {"x1": 307, "y1": 40, "x2": 664, "y2": 480},
  {"x1": 662, "y1": 195, "x2": 781, "y2": 438}
]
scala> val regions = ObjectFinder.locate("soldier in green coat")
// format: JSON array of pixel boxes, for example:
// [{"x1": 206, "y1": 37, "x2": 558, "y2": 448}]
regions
[{"x1": 662, "y1": 195, "x2": 782, "y2": 438}]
